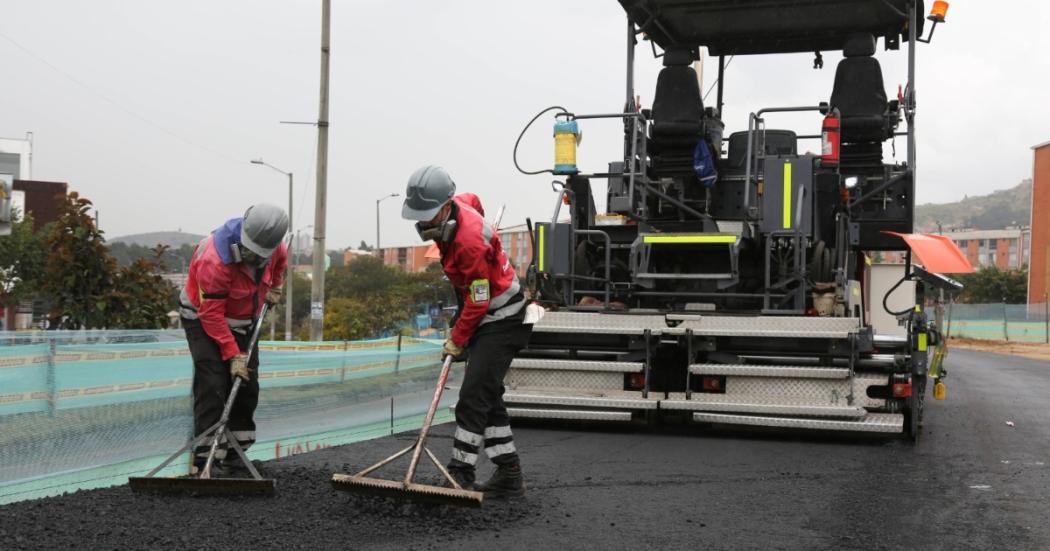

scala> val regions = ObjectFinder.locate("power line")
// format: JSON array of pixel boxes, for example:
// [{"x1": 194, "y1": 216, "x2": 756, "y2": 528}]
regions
[{"x1": 0, "y1": 28, "x2": 244, "y2": 166}]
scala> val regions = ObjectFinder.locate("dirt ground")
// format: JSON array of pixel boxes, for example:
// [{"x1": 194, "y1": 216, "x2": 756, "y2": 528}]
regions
[{"x1": 949, "y1": 337, "x2": 1050, "y2": 362}]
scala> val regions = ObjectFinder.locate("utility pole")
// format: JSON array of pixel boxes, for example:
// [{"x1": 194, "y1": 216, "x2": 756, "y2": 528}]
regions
[{"x1": 310, "y1": 0, "x2": 331, "y2": 342}]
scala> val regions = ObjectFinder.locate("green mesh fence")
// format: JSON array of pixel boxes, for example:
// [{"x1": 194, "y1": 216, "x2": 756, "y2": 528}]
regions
[
  {"x1": 946, "y1": 303, "x2": 1050, "y2": 344},
  {"x1": 0, "y1": 332, "x2": 454, "y2": 504}
]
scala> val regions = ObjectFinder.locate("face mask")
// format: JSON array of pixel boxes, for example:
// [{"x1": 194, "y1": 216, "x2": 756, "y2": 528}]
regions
[
  {"x1": 240, "y1": 247, "x2": 269, "y2": 268},
  {"x1": 416, "y1": 219, "x2": 457, "y2": 242}
]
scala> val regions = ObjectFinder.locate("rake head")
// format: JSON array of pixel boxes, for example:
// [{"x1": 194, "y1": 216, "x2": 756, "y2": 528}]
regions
[
  {"x1": 128, "y1": 476, "x2": 276, "y2": 496},
  {"x1": 331, "y1": 474, "x2": 483, "y2": 508}
]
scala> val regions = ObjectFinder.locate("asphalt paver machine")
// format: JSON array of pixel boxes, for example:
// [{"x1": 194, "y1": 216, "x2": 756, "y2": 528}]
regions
[{"x1": 508, "y1": 0, "x2": 969, "y2": 438}]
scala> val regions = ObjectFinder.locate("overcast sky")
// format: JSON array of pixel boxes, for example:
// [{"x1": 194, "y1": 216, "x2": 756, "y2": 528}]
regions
[{"x1": 3, "y1": 1, "x2": 1048, "y2": 249}]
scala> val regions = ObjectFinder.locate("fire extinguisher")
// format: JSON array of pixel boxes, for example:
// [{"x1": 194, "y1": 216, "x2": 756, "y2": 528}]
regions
[{"x1": 821, "y1": 113, "x2": 840, "y2": 167}]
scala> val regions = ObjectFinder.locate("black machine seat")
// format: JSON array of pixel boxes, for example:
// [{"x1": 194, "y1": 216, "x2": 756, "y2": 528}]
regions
[
  {"x1": 829, "y1": 33, "x2": 897, "y2": 143},
  {"x1": 723, "y1": 130, "x2": 798, "y2": 176},
  {"x1": 651, "y1": 65, "x2": 704, "y2": 146},
  {"x1": 648, "y1": 51, "x2": 705, "y2": 180}
]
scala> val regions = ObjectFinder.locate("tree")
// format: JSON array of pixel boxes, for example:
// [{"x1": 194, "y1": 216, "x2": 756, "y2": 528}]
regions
[
  {"x1": 320, "y1": 293, "x2": 415, "y2": 341},
  {"x1": 43, "y1": 193, "x2": 118, "y2": 329},
  {"x1": 107, "y1": 245, "x2": 177, "y2": 329},
  {"x1": 0, "y1": 210, "x2": 49, "y2": 309},
  {"x1": 358, "y1": 240, "x2": 373, "y2": 252},
  {"x1": 955, "y1": 266, "x2": 1028, "y2": 304},
  {"x1": 327, "y1": 255, "x2": 407, "y2": 299}
]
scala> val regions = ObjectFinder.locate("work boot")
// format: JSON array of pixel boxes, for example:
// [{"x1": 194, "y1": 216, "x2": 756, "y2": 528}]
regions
[
  {"x1": 446, "y1": 465, "x2": 476, "y2": 490},
  {"x1": 477, "y1": 463, "x2": 526, "y2": 498}
]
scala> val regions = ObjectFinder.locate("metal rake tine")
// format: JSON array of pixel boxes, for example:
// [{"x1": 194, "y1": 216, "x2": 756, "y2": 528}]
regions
[
  {"x1": 224, "y1": 428, "x2": 263, "y2": 480},
  {"x1": 424, "y1": 447, "x2": 461, "y2": 490},
  {"x1": 353, "y1": 444, "x2": 416, "y2": 478}
]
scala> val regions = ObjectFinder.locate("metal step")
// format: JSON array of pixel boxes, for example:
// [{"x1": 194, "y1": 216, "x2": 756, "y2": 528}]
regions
[
  {"x1": 692, "y1": 412, "x2": 904, "y2": 433},
  {"x1": 670, "y1": 315, "x2": 861, "y2": 338},
  {"x1": 532, "y1": 311, "x2": 666, "y2": 335},
  {"x1": 689, "y1": 363, "x2": 849, "y2": 379},
  {"x1": 661, "y1": 398, "x2": 867, "y2": 418},
  {"x1": 503, "y1": 390, "x2": 657, "y2": 410},
  {"x1": 507, "y1": 407, "x2": 632, "y2": 422},
  {"x1": 511, "y1": 358, "x2": 644, "y2": 373}
]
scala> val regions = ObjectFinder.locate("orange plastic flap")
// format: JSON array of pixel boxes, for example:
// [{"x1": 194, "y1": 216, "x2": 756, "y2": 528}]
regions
[
  {"x1": 882, "y1": 232, "x2": 974, "y2": 274},
  {"x1": 424, "y1": 242, "x2": 441, "y2": 260}
]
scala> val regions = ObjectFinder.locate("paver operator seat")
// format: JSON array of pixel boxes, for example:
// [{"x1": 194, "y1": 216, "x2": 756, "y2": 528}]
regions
[
  {"x1": 649, "y1": 49, "x2": 704, "y2": 179},
  {"x1": 829, "y1": 33, "x2": 900, "y2": 169}
]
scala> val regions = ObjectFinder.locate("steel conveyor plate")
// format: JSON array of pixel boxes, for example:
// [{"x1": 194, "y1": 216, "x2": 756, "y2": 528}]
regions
[
  {"x1": 507, "y1": 408, "x2": 633, "y2": 422},
  {"x1": 503, "y1": 390, "x2": 657, "y2": 410},
  {"x1": 689, "y1": 363, "x2": 850, "y2": 379},
  {"x1": 673, "y1": 315, "x2": 861, "y2": 338},
  {"x1": 511, "y1": 358, "x2": 644, "y2": 373},
  {"x1": 662, "y1": 399, "x2": 867, "y2": 418},
  {"x1": 531, "y1": 311, "x2": 666, "y2": 335},
  {"x1": 692, "y1": 412, "x2": 904, "y2": 433}
]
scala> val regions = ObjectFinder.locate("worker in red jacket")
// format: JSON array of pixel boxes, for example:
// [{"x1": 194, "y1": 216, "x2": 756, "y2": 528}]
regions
[
  {"x1": 178, "y1": 203, "x2": 289, "y2": 476},
  {"x1": 401, "y1": 165, "x2": 532, "y2": 498}
]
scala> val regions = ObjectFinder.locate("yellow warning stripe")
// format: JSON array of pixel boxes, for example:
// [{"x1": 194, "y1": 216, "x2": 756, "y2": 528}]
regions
[
  {"x1": 783, "y1": 161, "x2": 792, "y2": 230},
  {"x1": 643, "y1": 235, "x2": 737, "y2": 244},
  {"x1": 538, "y1": 225, "x2": 546, "y2": 272}
]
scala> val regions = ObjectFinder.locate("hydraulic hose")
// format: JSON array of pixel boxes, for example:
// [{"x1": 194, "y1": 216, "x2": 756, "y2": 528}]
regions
[
  {"x1": 513, "y1": 106, "x2": 569, "y2": 176},
  {"x1": 883, "y1": 274, "x2": 915, "y2": 317}
]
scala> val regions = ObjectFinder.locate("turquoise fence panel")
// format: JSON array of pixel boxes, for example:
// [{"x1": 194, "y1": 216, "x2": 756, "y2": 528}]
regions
[
  {"x1": 945, "y1": 303, "x2": 1050, "y2": 343},
  {"x1": 0, "y1": 331, "x2": 451, "y2": 505}
]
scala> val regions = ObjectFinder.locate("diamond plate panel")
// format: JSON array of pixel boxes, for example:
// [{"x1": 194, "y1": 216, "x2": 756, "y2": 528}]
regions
[
  {"x1": 507, "y1": 408, "x2": 633, "y2": 421},
  {"x1": 675, "y1": 373, "x2": 886, "y2": 409},
  {"x1": 674, "y1": 315, "x2": 860, "y2": 338},
  {"x1": 689, "y1": 363, "x2": 849, "y2": 379},
  {"x1": 662, "y1": 399, "x2": 866, "y2": 418},
  {"x1": 503, "y1": 390, "x2": 658, "y2": 410},
  {"x1": 506, "y1": 369, "x2": 622, "y2": 390},
  {"x1": 532, "y1": 311, "x2": 666, "y2": 335},
  {"x1": 511, "y1": 358, "x2": 643, "y2": 373},
  {"x1": 692, "y1": 412, "x2": 904, "y2": 433}
]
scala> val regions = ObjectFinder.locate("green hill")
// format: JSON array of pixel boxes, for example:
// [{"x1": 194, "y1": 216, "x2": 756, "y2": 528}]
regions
[
  {"x1": 108, "y1": 231, "x2": 206, "y2": 248},
  {"x1": 914, "y1": 179, "x2": 1031, "y2": 232}
]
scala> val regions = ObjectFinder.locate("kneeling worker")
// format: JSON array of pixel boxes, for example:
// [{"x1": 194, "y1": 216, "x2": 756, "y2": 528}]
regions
[
  {"x1": 178, "y1": 203, "x2": 289, "y2": 476},
  {"x1": 401, "y1": 165, "x2": 533, "y2": 498}
]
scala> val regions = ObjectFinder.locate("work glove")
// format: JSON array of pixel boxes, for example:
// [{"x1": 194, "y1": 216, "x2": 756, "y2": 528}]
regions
[
  {"x1": 265, "y1": 286, "x2": 283, "y2": 306},
  {"x1": 230, "y1": 353, "x2": 251, "y2": 380},
  {"x1": 442, "y1": 338, "x2": 466, "y2": 362}
]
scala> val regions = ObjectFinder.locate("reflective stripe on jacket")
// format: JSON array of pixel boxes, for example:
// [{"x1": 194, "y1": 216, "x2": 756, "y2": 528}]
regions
[
  {"x1": 439, "y1": 195, "x2": 523, "y2": 347},
  {"x1": 181, "y1": 224, "x2": 287, "y2": 360}
]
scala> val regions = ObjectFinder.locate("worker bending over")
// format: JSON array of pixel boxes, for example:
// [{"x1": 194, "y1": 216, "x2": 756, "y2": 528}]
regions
[
  {"x1": 401, "y1": 165, "x2": 532, "y2": 498},
  {"x1": 178, "y1": 203, "x2": 288, "y2": 476}
]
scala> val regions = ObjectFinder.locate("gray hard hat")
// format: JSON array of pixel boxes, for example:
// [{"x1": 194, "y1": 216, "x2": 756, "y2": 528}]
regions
[
  {"x1": 401, "y1": 165, "x2": 456, "y2": 221},
  {"x1": 241, "y1": 203, "x2": 289, "y2": 257}
]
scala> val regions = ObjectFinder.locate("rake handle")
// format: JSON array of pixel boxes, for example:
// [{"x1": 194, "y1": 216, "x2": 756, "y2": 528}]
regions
[
  {"x1": 404, "y1": 355, "x2": 454, "y2": 485},
  {"x1": 201, "y1": 303, "x2": 270, "y2": 479}
]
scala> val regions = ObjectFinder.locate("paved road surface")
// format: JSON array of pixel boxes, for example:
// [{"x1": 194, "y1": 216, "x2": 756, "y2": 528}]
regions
[{"x1": 1, "y1": 349, "x2": 1046, "y2": 550}]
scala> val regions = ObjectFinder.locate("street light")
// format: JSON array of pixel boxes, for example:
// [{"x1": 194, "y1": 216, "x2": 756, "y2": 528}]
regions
[
  {"x1": 250, "y1": 158, "x2": 295, "y2": 341},
  {"x1": 376, "y1": 193, "x2": 400, "y2": 252}
]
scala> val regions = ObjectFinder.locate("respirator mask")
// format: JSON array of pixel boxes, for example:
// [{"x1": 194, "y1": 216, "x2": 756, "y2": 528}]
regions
[{"x1": 416, "y1": 219, "x2": 457, "y2": 242}]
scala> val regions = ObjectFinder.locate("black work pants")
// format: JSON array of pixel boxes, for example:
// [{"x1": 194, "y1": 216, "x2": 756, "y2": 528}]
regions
[
  {"x1": 183, "y1": 318, "x2": 260, "y2": 465},
  {"x1": 450, "y1": 319, "x2": 532, "y2": 469}
]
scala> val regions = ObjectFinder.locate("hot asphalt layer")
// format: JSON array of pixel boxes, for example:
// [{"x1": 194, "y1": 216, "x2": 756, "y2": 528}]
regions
[{"x1": 1, "y1": 349, "x2": 1047, "y2": 550}]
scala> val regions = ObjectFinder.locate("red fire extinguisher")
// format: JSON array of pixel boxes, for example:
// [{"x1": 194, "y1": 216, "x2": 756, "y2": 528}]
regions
[{"x1": 821, "y1": 113, "x2": 840, "y2": 167}]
